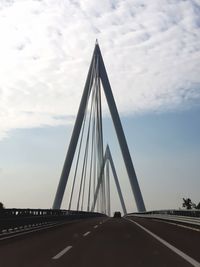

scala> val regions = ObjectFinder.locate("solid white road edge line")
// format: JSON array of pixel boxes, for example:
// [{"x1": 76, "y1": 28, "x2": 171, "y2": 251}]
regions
[
  {"x1": 83, "y1": 231, "x2": 91, "y2": 237},
  {"x1": 52, "y1": 246, "x2": 72, "y2": 260},
  {"x1": 125, "y1": 218, "x2": 200, "y2": 267},
  {"x1": 152, "y1": 219, "x2": 200, "y2": 232}
]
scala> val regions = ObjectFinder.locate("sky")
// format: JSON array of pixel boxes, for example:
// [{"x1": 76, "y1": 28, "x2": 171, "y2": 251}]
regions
[{"x1": 0, "y1": 0, "x2": 200, "y2": 213}]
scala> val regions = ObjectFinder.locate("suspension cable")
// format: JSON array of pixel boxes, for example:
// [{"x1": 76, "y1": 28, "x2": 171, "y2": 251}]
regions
[
  {"x1": 87, "y1": 106, "x2": 96, "y2": 211},
  {"x1": 68, "y1": 59, "x2": 95, "y2": 210},
  {"x1": 77, "y1": 79, "x2": 96, "y2": 210}
]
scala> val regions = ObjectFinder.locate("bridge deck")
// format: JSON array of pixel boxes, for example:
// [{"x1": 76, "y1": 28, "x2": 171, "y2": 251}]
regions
[{"x1": 0, "y1": 216, "x2": 199, "y2": 267}]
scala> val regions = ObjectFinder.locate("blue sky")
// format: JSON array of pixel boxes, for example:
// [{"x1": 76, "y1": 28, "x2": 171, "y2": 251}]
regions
[
  {"x1": 0, "y1": 0, "x2": 200, "y2": 213},
  {"x1": 0, "y1": 107, "x2": 200, "y2": 212}
]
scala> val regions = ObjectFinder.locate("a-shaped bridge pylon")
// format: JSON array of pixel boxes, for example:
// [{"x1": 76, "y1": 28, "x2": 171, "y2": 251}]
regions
[
  {"x1": 53, "y1": 42, "x2": 146, "y2": 213},
  {"x1": 91, "y1": 145, "x2": 127, "y2": 215}
]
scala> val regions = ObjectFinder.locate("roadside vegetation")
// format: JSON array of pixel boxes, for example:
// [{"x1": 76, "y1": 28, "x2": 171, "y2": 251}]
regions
[{"x1": 182, "y1": 198, "x2": 200, "y2": 210}]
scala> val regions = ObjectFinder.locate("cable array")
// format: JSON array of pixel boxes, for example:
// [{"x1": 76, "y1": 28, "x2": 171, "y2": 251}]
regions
[{"x1": 68, "y1": 53, "x2": 108, "y2": 214}]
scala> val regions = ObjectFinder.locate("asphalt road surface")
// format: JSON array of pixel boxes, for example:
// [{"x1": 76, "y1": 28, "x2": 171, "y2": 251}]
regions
[{"x1": 0, "y1": 216, "x2": 199, "y2": 267}]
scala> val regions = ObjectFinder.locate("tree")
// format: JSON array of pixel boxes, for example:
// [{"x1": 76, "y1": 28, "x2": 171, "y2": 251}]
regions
[
  {"x1": 0, "y1": 202, "x2": 4, "y2": 209},
  {"x1": 182, "y1": 198, "x2": 200, "y2": 210},
  {"x1": 196, "y1": 202, "x2": 200, "y2": 210},
  {"x1": 182, "y1": 198, "x2": 193, "y2": 210}
]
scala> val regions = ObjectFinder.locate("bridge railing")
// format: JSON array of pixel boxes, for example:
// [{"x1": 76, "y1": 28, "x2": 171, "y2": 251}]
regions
[
  {"x1": 127, "y1": 209, "x2": 200, "y2": 218},
  {"x1": 0, "y1": 209, "x2": 106, "y2": 233}
]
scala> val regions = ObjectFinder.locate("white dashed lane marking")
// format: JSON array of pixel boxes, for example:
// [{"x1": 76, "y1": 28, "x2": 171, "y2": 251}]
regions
[
  {"x1": 52, "y1": 246, "x2": 72, "y2": 260},
  {"x1": 83, "y1": 231, "x2": 91, "y2": 237}
]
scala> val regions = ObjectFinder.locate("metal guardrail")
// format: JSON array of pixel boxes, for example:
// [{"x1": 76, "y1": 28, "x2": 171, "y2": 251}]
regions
[
  {"x1": 128, "y1": 209, "x2": 200, "y2": 218},
  {"x1": 0, "y1": 209, "x2": 106, "y2": 233},
  {"x1": 125, "y1": 209, "x2": 200, "y2": 228}
]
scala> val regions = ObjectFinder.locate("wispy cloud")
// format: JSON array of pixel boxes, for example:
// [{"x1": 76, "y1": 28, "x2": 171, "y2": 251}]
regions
[{"x1": 0, "y1": 0, "x2": 200, "y2": 139}]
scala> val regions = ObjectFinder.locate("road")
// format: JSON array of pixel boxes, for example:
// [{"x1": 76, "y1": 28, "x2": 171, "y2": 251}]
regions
[{"x1": 0, "y1": 216, "x2": 199, "y2": 267}]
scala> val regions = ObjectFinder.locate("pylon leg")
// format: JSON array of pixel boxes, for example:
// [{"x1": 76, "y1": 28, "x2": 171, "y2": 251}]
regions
[
  {"x1": 97, "y1": 45, "x2": 146, "y2": 212},
  {"x1": 52, "y1": 47, "x2": 97, "y2": 209}
]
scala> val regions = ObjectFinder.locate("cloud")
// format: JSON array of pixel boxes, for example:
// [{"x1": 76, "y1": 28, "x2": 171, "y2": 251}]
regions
[{"x1": 0, "y1": 0, "x2": 200, "y2": 139}]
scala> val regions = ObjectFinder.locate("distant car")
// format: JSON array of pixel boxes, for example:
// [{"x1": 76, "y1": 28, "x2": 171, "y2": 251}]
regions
[{"x1": 113, "y1": 211, "x2": 121, "y2": 218}]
